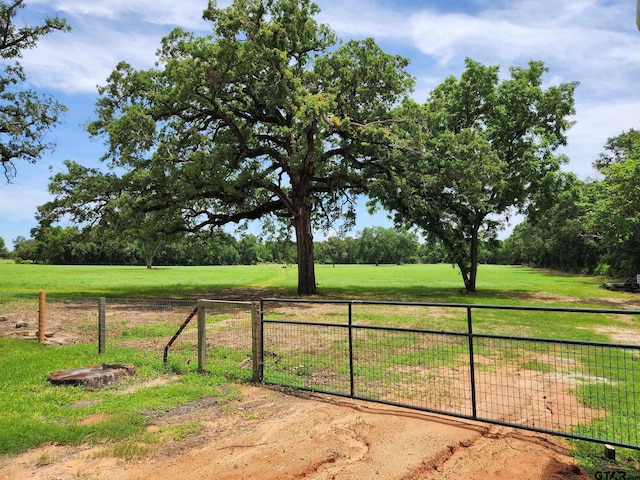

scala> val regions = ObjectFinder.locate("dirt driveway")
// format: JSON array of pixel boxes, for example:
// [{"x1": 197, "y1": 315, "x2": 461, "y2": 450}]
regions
[{"x1": 0, "y1": 385, "x2": 588, "y2": 480}]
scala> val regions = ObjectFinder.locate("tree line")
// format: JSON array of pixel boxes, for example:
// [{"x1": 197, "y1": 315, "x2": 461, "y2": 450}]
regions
[
  {"x1": 8, "y1": 228, "x2": 293, "y2": 266},
  {"x1": 499, "y1": 129, "x2": 640, "y2": 279},
  {"x1": 7, "y1": 226, "x2": 502, "y2": 267}
]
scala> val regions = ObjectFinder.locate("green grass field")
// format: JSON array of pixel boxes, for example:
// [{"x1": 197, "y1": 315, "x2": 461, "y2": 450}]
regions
[
  {"x1": 0, "y1": 262, "x2": 624, "y2": 303},
  {"x1": 0, "y1": 262, "x2": 639, "y2": 477}
]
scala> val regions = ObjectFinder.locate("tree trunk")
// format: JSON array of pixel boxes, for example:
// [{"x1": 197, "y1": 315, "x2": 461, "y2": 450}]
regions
[
  {"x1": 466, "y1": 214, "x2": 482, "y2": 293},
  {"x1": 467, "y1": 249, "x2": 478, "y2": 293},
  {"x1": 458, "y1": 261, "x2": 473, "y2": 293},
  {"x1": 294, "y1": 205, "x2": 317, "y2": 295}
]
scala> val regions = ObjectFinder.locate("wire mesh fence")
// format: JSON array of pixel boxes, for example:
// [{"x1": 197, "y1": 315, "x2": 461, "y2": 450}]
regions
[
  {"x1": 352, "y1": 328, "x2": 471, "y2": 415},
  {"x1": 471, "y1": 335, "x2": 639, "y2": 448},
  {"x1": 260, "y1": 299, "x2": 640, "y2": 450},
  {"x1": 103, "y1": 298, "x2": 199, "y2": 355},
  {"x1": 263, "y1": 321, "x2": 351, "y2": 393},
  {"x1": 195, "y1": 300, "x2": 254, "y2": 377},
  {"x1": 101, "y1": 298, "x2": 254, "y2": 375},
  {"x1": 3, "y1": 294, "x2": 638, "y2": 448},
  {"x1": 0, "y1": 297, "x2": 99, "y2": 344},
  {"x1": 1, "y1": 296, "x2": 253, "y2": 377}
]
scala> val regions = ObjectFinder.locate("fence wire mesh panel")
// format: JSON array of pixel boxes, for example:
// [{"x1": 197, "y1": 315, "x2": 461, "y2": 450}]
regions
[
  {"x1": 471, "y1": 336, "x2": 639, "y2": 447},
  {"x1": 260, "y1": 299, "x2": 640, "y2": 449},
  {"x1": 0, "y1": 297, "x2": 99, "y2": 345},
  {"x1": 104, "y1": 299, "x2": 198, "y2": 359},
  {"x1": 197, "y1": 300, "x2": 253, "y2": 380},
  {"x1": 352, "y1": 328, "x2": 472, "y2": 415},
  {"x1": 263, "y1": 321, "x2": 351, "y2": 394}
]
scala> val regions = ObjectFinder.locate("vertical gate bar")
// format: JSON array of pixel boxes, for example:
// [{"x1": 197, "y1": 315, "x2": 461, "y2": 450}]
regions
[
  {"x1": 197, "y1": 301, "x2": 206, "y2": 372},
  {"x1": 259, "y1": 298, "x2": 265, "y2": 382},
  {"x1": 348, "y1": 302, "x2": 355, "y2": 397},
  {"x1": 98, "y1": 297, "x2": 106, "y2": 354},
  {"x1": 467, "y1": 306, "x2": 477, "y2": 419},
  {"x1": 252, "y1": 301, "x2": 263, "y2": 383}
]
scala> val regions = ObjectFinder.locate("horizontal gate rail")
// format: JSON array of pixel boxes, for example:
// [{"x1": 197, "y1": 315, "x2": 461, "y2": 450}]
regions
[
  {"x1": 263, "y1": 317, "x2": 640, "y2": 349},
  {"x1": 262, "y1": 297, "x2": 640, "y2": 315},
  {"x1": 260, "y1": 298, "x2": 640, "y2": 450}
]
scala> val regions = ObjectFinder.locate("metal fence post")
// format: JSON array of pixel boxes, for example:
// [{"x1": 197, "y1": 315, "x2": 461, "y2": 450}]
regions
[
  {"x1": 98, "y1": 297, "x2": 106, "y2": 354},
  {"x1": 348, "y1": 302, "x2": 355, "y2": 397},
  {"x1": 252, "y1": 301, "x2": 263, "y2": 383},
  {"x1": 467, "y1": 306, "x2": 477, "y2": 419},
  {"x1": 197, "y1": 300, "x2": 206, "y2": 372}
]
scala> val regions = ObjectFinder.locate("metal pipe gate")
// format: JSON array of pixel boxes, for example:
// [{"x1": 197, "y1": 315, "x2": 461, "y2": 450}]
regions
[{"x1": 258, "y1": 298, "x2": 640, "y2": 450}]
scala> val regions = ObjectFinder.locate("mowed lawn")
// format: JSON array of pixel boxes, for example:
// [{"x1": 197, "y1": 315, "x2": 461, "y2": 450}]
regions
[
  {"x1": 0, "y1": 262, "x2": 626, "y2": 304},
  {"x1": 0, "y1": 263, "x2": 293, "y2": 299},
  {"x1": 3, "y1": 262, "x2": 638, "y2": 342}
]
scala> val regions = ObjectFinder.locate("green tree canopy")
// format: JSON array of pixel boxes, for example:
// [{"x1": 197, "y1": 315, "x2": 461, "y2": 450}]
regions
[
  {"x1": 499, "y1": 173, "x2": 601, "y2": 273},
  {"x1": 41, "y1": 0, "x2": 413, "y2": 294},
  {"x1": 0, "y1": 235, "x2": 8, "y2": 257},
  {"x1": 0, "y1": 0, "x2": 70, "y2": 182},
  {"x1": 12, "y1": 235, "x2": 35, "y2": 261},
  {"x1": 369, "y1": 59, "x2": 578, "y2": 292},
  {"x1": 587, "y1": 129, "x2": 640, "y2": 276},
  {"x1": 499, "y1": 129, "x2": 640, "y2": 279},
  {"x1": 356, "y1": 226, "x2": 419, "y2": 265}
]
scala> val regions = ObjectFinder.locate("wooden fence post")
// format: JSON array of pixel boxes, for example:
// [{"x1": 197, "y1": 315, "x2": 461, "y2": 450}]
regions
[
  {"x1": 37, "y1": 291, "x2": 46, "y2": 343},
  {"x1": 251, "y1": 301, "x2": 263, "y2": 383},
  {"x1": 98, "y1": 297, "x2": 106, "y2": 354}
]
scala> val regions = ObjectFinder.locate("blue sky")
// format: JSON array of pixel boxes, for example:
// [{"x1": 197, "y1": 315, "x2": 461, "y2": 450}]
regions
[{"x1": 1, "y1": 0, "x2": 639, "y2": 248}]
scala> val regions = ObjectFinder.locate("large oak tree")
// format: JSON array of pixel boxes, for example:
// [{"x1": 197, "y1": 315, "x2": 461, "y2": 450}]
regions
[{"x1": 43, "y1": 0, "x2": 412, "y2": 294}]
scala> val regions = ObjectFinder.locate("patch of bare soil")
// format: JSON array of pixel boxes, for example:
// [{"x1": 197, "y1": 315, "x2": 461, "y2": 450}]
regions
[
  {"x1": 592, "y1": 326, "x2": 640, "y2": 345},
  {"x1": 0, "y1": 386, "x2": 589, "y2": 480},
  {"x1": 0, "y1": 300, "x2": 97, "y2": 344}
]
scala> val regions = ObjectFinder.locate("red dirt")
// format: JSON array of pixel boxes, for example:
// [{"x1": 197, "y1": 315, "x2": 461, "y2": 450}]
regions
[{"x1": 0, "y1": 385, "x2": 589, "y2": 480}]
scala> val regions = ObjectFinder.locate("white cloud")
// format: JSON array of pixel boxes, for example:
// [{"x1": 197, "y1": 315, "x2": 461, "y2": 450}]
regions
[
  {"x1": 31, "y1": 0, "x2": 214, "y2": 30},
  {"x1": 404, "y1": 3, "x2": 639, "y2": 76},
  {"x1": 20, "y1": 0, "x2": 218, "y2": 94},
  {"x1": 408, "y1": 12, "x2": 581, "y2": 65},
  {"x1": 562, "y1": 99, "x2": 640, "y2": 178},
  {"x1": 22, "y1": 26, "x2": 166, "y2": 93},
  {"x1": 317, "y1": 0, "x2": 408, "y2": 40}
]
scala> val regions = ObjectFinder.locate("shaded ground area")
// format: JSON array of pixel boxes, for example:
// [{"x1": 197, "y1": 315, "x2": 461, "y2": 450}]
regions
[{"x1": 0, "y1": 385, "x2": 588, "y2": 480}]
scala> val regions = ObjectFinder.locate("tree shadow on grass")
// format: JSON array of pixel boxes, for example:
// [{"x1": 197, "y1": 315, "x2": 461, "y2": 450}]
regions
[
  {"x1": 316, "y1": 285, "x2": 640, "y2": 309},
  {"x1": 6, "y1": 281, "x2": 638, "y2": 310},
  {"x1": 5, "y1": 285, "x2": 299, "y2": 303}
]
